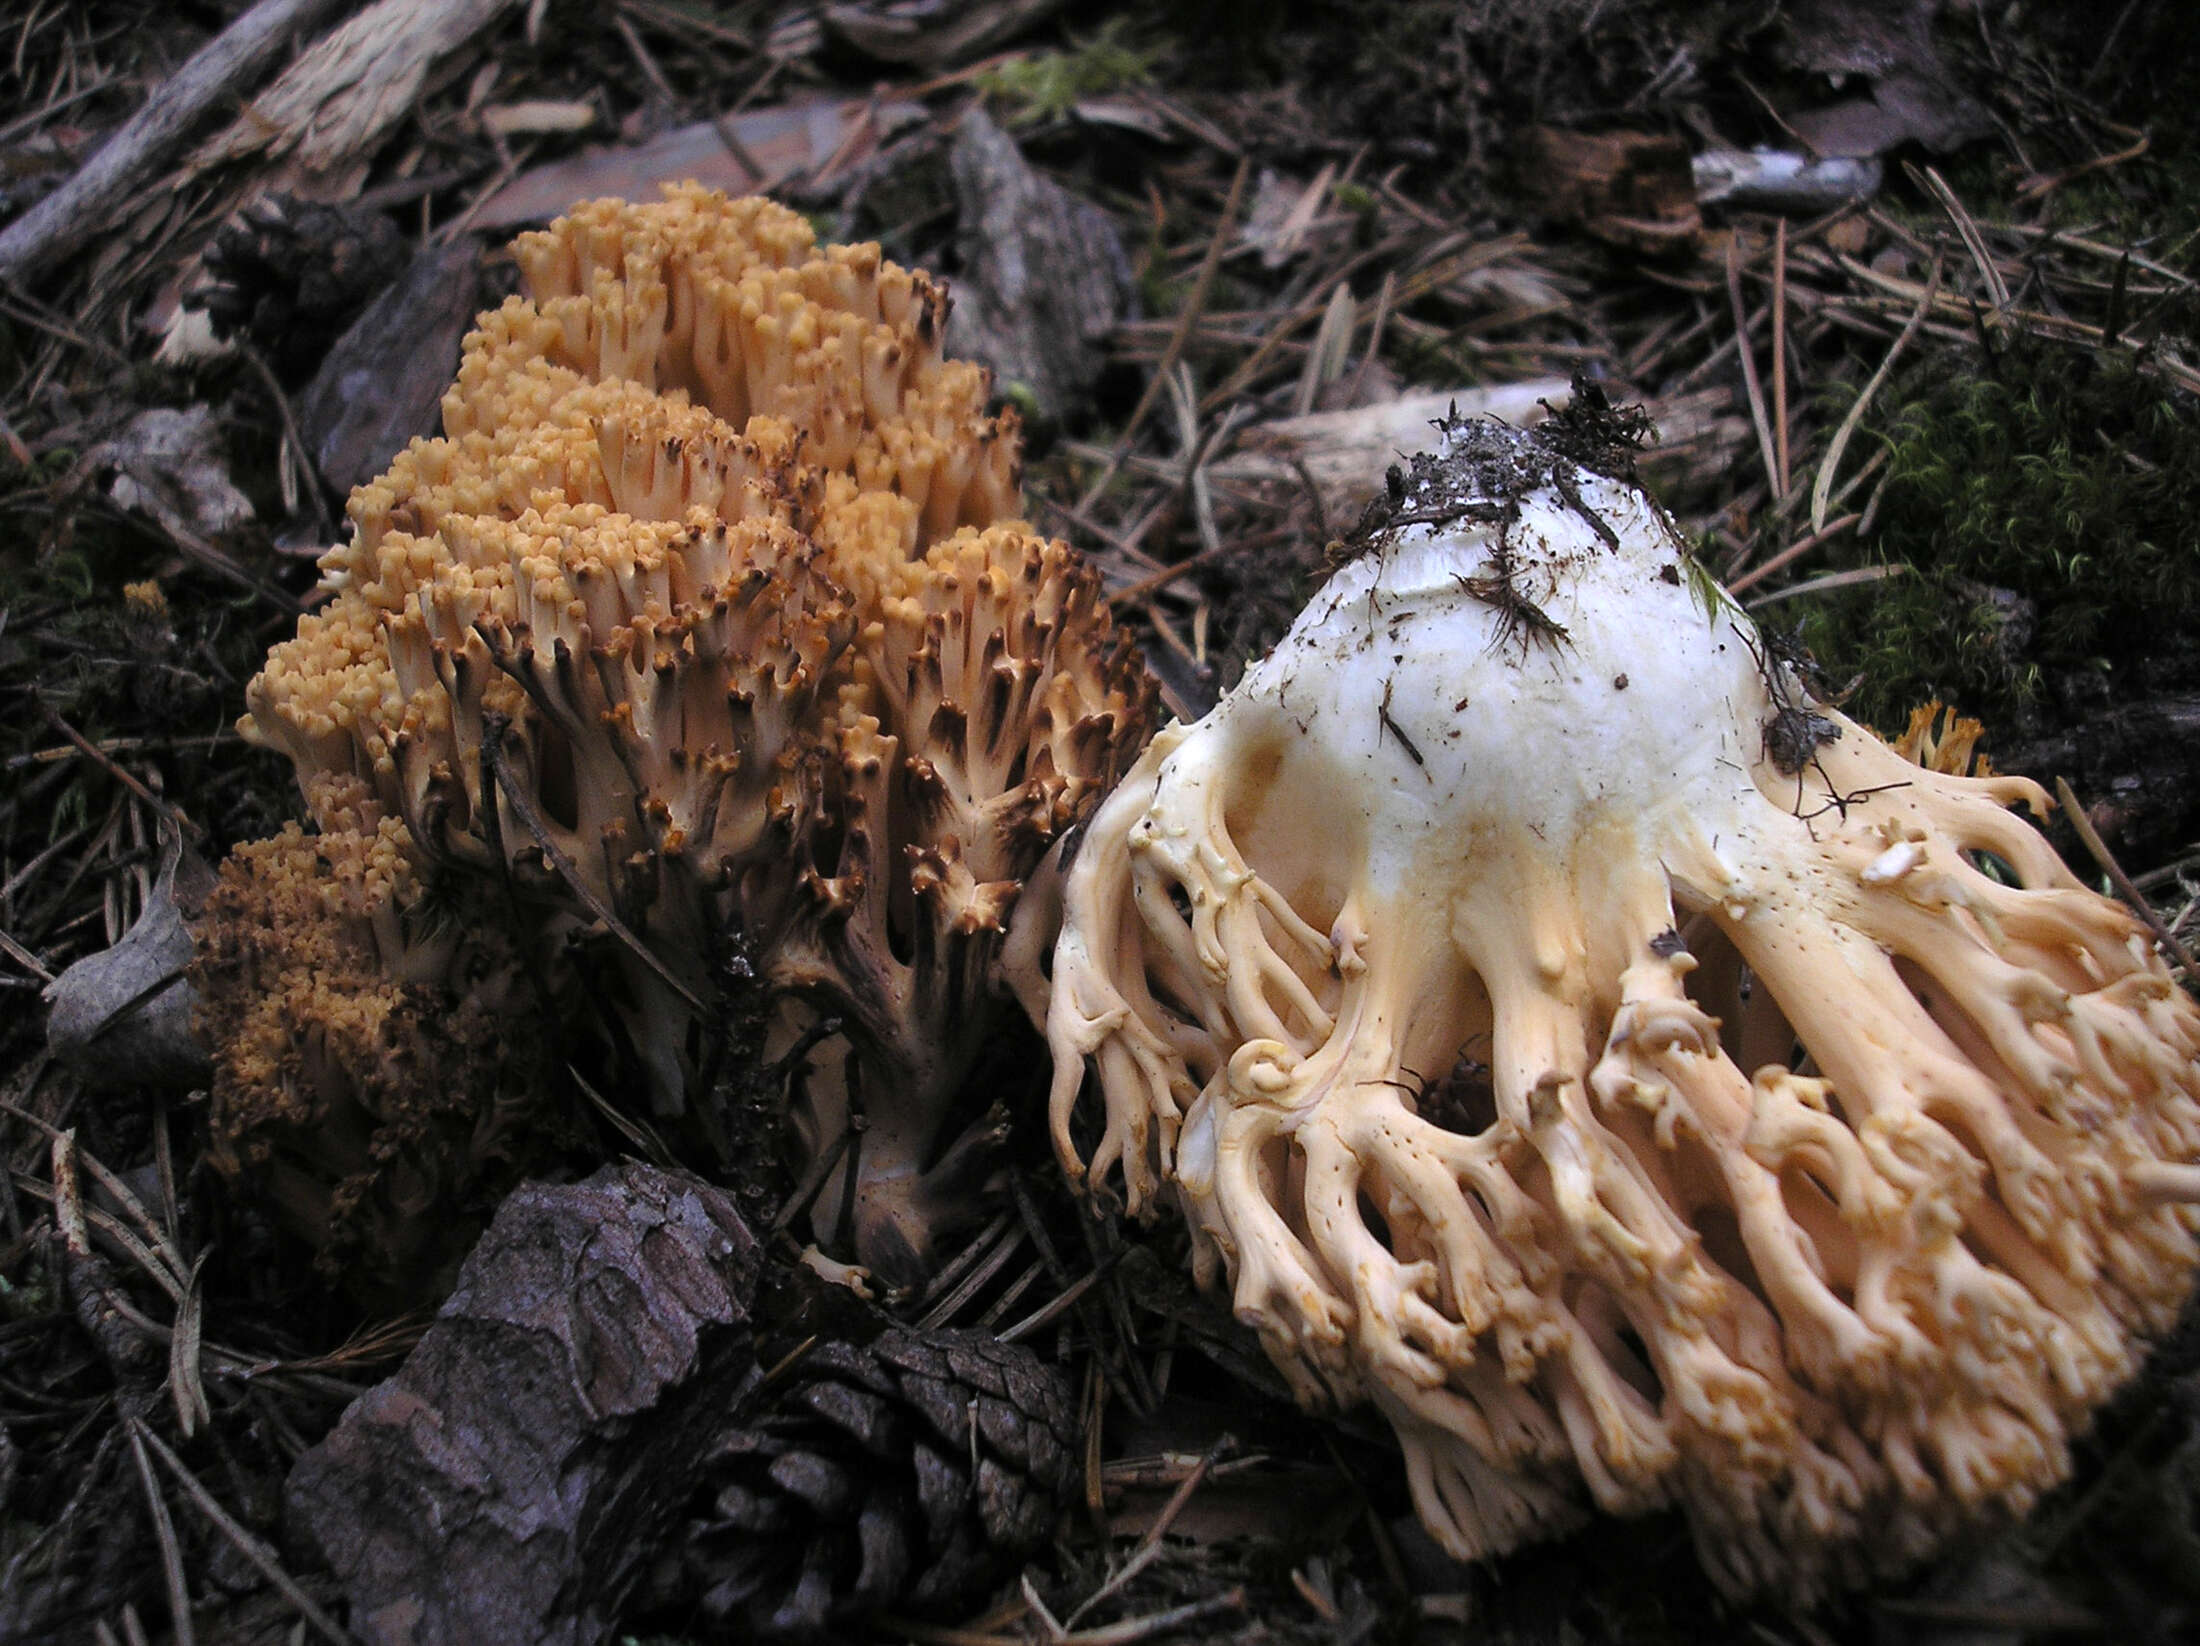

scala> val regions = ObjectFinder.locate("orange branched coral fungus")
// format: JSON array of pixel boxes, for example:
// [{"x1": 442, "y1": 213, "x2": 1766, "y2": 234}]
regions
[{"x1": 226, "y1": 189, "x2": 1154, "y2": 1284}]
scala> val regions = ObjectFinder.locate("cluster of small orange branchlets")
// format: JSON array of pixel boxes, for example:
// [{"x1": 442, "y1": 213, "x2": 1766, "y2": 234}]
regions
[{"x1": 193, "y1": 776, "x2": 579, "y2": 1298}]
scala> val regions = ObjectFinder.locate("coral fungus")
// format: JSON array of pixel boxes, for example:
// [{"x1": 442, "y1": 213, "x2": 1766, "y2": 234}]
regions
[
  {"x1": 226, "y1": 189, "x2": 1153, "y2": 1285},
  {"x1": 1037, "y1": 405, "x2": 2200, "y2": 1593}
]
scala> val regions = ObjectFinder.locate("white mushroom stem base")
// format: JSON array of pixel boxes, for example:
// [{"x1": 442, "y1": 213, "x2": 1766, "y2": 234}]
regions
[{"x1": 1040, "y1": 431, "x2": 2200, "y2": 1596}]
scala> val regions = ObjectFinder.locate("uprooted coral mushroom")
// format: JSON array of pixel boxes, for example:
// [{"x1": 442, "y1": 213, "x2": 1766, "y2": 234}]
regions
[
  {"x1": 1035, "y1": 401, "x2": 2200, "y2": 1594},
  {"x1": 231, "y1": 187, "x2": 1154, "y2": 1285}
]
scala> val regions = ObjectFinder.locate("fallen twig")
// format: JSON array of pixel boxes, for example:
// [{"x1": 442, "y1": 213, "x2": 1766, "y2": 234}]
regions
[
  {"x1": 40, "y1": 705, "x2": 202, "y2": 844},
  {"x1": 0, "y1": 0, "x2": 349, "y2": 284},
  {"x1": 1066, "y1": 1431, "x2": 1234, "y2": 1626},
  {"x1": 2055, "y1": 776, "x2": 2200, "y2": 984},
  {"x1": 1729, "y1": 513, "x2": 1861, "y2": 596},
  {"x1": 1811, "y1": 255, "x2": 1941, "y2": 534},
  {"x1": 1726, "y1": 236, "x2": 1781, "y2": 498},
  {"x1": 1078, "y1": 158, "x2": 1249, "y2": 512}
]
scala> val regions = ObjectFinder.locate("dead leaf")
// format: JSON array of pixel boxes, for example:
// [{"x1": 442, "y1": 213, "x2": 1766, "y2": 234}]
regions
[
  {"x1": 97, "y1": 405, "x2": 255, "y2": 547},
  {"x1": 168, "y1": 1251, "x2": 213, "y2": 1439},
  {"x1": 43, "y1": 822, "x2": 215, "y2": 1090},
  {"x1": 475, "y1": 95, "x2": 923, "y2": 230},
  {"x1": 1776, "y1": 0, "x2": 1995, "y2": 157}
]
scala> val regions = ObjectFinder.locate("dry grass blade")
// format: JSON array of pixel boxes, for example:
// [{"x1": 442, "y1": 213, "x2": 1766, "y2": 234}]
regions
[
  {"x1": 567, "y1": 1064, "x2": 680, "y2": 1169},
  {"x1": 0, "y1": 924, "x2": 54, "y2": 983},
  {"x1": 1827, "y1": 250, "x2": 2200, "y2": 390},
  {"x1": 11, "y1": 1167, "x2": 190, "y2": 1315},
  {"x1": 768, "y1": 1117, "x2": 855, "y2": 1233},
  {"x1": 906, "y1": 1232, "x2": 1025, "y2": 1329},
  {"x1": 2018, "y1": 131, "x2": 2151, "y2": 200},
  {"x1": 998, "y1": 1263, "x2": 1102, "y2": 1344},
  {"x1": 40, "y1": 705, "x2": 201, "y2": 844},
  {"x1": 892, "y1": 1589, "x2": 1249, "y2": 1646},
  {"x1": 125, "y1": 1422, "x2": 197, "y2": 1646},
  {"x1": 973, "y1": 1253, "x2": 1048, "y2": 1329},
  {"x1": 1728, "y1": 513, "x2": 1860, "y2": 596},
  {"x1": 129, "y1": 1417, "x2": 355, "y2": 1646},
  {"x1": 882, "y1": 1620, "x2": 1024, "y2": 1646},
  {"x1": 1914, "y1": 163, "x2": 2011, "y2": 309},
  {"x1": 168, "y1": 1250, "x2": 212, "y2": 1438},
  {"x1": 1725, "y1": 235, "x2": 1780, "y2": 499},
  {"x1": 1811, "y1": 255, "x2": 1942, "y2": 533},
  {"x1": 0, "y1": 1424, "x2": 124, "y2": 1606},
  {"x1": 4, "y1": 1098, "x2": 191, "y2": 1298},
  {"x1": 1772, "y1": 216, "x2": 1790, "y2": 500},
  {"x1": 239, "y1": 1311, "x2": 432, "y2": 1378},
  {"x1": 916, "y1": 1211, "x2": 1024, "y2": 1326},
  {"x1": 1083, "y1": 1360, "x2": 1106, "y2": 1527},
  {"x1": 916, "y1": 1209, "x2": 1015, "y2": 1305},
  {"x1": 1078, "y1": 156, "x2": 1250, "y2": 512},
  {"x1": 1744, "y1": 562, "x2": 1908, "y2": 608},
  {"x1": 1023, "y1": 1572, "x2": 1068, "y2": 1640},
  {"x1": 152, "y1": 1103, "x2": 181, "y2": 1253},
  {"x1": 1065, "y1": 1431, "x2": 1234, "y2": 1626},
  {"x1": 1294, "y1": 281, "x2": 1356, "y2": 416},
  {"x1": 1060, "y1": 1589, "x2": 1247, "y2": 1644}
]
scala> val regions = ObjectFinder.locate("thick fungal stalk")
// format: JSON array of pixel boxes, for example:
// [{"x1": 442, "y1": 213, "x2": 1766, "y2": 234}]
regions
[{"x1": 1038, "y1": 406, "x2": 2200, "y2": 1594}]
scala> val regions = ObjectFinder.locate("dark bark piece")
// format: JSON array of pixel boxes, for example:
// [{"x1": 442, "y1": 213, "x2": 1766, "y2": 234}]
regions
[
  {"x1": 947, "y1": 108, "x2": 1135, "y2": 428},
  {"x1": 297, "y1": 235, "x2": 483, "y2": 497},
  {"x1": 285, "y1": 1165, "x2": 762, "y2": 1646},
  {"x1": 1994, "y1": 693, "x2": 2200, "y2": 861}
]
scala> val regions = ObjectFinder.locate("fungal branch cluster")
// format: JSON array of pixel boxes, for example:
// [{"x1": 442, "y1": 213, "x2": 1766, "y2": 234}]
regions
[
  {"x1": 214, "y1": 189, "x2": 1155, "y2": 1287},
  {"x1": 1035, "y1": 410, "x2": 2200, "y2": 1595}
]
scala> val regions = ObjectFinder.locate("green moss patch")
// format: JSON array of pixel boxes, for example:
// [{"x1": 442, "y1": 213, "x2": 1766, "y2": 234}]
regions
[{"x1": 1799, "y1": 334, "x2": 2200, "y2": 733}]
